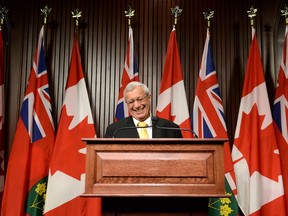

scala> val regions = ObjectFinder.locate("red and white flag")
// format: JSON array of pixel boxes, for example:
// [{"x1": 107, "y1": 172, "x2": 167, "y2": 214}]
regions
[
  {"x1": 2, "y1": 26, "x2": 55, "y2": 215},
  {"x1": 115, "y1": 26, "x2": 139, "y2": 121},
  {"x1": 232, "y1": 28, "x2": 286, "y2": 215},
  {"x1": 156, "y1": 29, "x2": 192, "y2": 138},
  {"x1": 44, "y1": 37, "x2": 101, "y2": 215},
  {"x1": 273, "y1": 25, "x2": 288, "y2": 213},
  {"x1": 0, "y1": 28, "x2": 5, "y2": 208}
]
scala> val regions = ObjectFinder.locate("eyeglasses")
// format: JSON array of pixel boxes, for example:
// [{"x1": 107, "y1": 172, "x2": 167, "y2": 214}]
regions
[{"x1": 126, "y1": 95, "x2": 149, "y2": 105}]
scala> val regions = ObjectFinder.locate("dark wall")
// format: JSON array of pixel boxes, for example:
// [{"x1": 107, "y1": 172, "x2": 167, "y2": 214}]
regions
[{"x1": 5, "y1": 0, "x2": 284, "y2": 154}]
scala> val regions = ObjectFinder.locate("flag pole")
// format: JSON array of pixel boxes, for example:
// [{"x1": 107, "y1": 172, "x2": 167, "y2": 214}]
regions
[
  {"x1": 125, "y1": 5, "x2": 135, "y2": 27},
  {"x1": 71, "y1": 8, "x2": 82, "y2": 38},
  {"x1": 247, "y1": 6, "x2": 257, "y2": 38},
  {"x1": 203, "y1": 9, "x2": 214, "y2": 30},
  {"x1": 40, "y1": 5, "x2": 52, "y2": 27},
  {"x1": 171, "y1": 5, "x2": 182, "y2": 30},
  {"x1": 280, "y1": 4, "x2": 288, "y2": 25},
  {"x1": 40, "y1": 5, "x2": 52, "y2": 39},
  {"x1": 0, "y1": 6, "x2": 8, "y2": 31}
]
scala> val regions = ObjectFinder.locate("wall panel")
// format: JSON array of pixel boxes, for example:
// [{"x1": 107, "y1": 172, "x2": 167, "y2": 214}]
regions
[{"x1": 6, "y1": 0, "x2": 284, "y2": 154}]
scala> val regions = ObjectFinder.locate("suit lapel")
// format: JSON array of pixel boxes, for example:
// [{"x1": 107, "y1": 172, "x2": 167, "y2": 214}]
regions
[
  {"x1": 152, "y1": 124, "x2": 162, "y2": 138},
  {"x1": 124, "y1": 117, "x2": 139, "y2": 138}
]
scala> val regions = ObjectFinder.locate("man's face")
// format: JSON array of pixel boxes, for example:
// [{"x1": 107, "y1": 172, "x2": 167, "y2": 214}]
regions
[{"x1": 125, "y1": 86, "x2": 151, "y2": 121}]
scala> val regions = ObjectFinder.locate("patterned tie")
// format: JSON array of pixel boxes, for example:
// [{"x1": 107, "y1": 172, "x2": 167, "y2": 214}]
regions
[{"x1": 137, "y1": 121, "x2": 149, "y2": 139}]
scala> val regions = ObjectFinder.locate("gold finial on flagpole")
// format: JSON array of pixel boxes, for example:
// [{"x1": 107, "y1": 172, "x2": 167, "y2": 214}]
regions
[
  {"x1": 247, "y1": 6, "x2": 257, "y2": 28},
  {"x1": 0, "y1": 6, "x2": 8, "y2": 30},
  {"x1": 125, "y1": 5, "x2": 135, "y2": 27},
  {"x1": 71, "y1": 8, "x2": 82, "y2": 27},
  {"x1": 171, "y1": 6, "x2": 182, "y2": 30},
  {"x1": 40, "y1": 5, "x2": 52, "y2": 25},
  {"x1": 203, "y1": 9, "x2": 214, "y2": 29},
  {"x1": 281, "y1": 5, "x2": 288, "y2": 25}
]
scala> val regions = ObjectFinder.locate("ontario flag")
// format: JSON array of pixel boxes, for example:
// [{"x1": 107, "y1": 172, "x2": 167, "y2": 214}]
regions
[
  {"x1": 273, "y1": 25, "x2": 288, "y2": 214},
  {"x1": 156, "y1": 29, "x2": 193, "y2": 138},
  {"x1": 231, "y1": 28, "x2": 286, "y2": 215},
  {"x1": 1, "y1": 26, "x2": 55, "y2": 215},
  {"x1": 193, "y1": 29, "x2": 239, "y2": 215},
  {"x1": 115, "y1": 26, "x2": 139, "y2": 121},
  {"x1": 0, "y1": 28, "x2": 5, "y2": 208},
  {"x1": 44, "y1": 36, "x2": 101, "y2": 215}
]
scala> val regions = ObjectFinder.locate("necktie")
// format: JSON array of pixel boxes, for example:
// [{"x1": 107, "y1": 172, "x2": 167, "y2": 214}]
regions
[{"x1": 137, "y1": 121, "x2": 149, "y2": 139}]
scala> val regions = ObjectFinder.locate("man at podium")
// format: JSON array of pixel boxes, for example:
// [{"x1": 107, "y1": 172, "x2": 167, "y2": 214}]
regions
[{"x1": 105, "y1": 81, "x2": 182, "y2": 138}]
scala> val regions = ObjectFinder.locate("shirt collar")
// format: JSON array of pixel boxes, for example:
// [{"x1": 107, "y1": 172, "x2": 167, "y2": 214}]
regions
[{"x1": 133, "y1": 116, "x2": 152, "y2": 127}]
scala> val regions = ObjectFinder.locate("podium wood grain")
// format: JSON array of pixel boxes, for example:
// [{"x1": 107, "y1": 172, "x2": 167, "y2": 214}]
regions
[{"x1": 83, "y1": 138, "x2": 227, "y2": 197}]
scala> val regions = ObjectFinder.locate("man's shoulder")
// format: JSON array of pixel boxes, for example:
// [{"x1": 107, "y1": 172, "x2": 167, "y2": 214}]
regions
[
  {"x1": 108, "y1": 116, "x2": 133, "y2": 128},
  {"x1": 156, "y1": 117, "x2": 180, "y2": 128}
]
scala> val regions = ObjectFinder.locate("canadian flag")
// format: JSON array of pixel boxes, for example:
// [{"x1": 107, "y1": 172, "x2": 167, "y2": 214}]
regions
[
  {"x1": 156, "y1": 29, "x2": 192, "y2": 138},
  {"x1": 232, "y1": 28, "x2": 286, "y2": 215},
  {"x1": 44, "y1": 36, "x2": 101, "y2": 215}
]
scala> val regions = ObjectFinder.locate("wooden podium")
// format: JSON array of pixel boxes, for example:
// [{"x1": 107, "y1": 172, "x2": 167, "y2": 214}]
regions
[{"x1": 83, "y1": 138, "x2": 227, "y2": 198}]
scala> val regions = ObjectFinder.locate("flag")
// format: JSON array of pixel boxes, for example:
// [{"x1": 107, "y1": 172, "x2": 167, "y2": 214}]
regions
[
  {"x1": 156, "y1": 29, "x2": 193, "y2": 138},
  {"x1": 44, "y1": 36, "x2": 101, "y2": 215},
  {"x1": 1, "y1": 26, "x2": 55, "y2": 215},
  {"x1": 231, "y1": 28, "x2": 286, "y2": 215},
  {"x1": 0, "y1": 28, "x2": 5, "y2": 209},
  {"x1": 192, "y1": 29, "x2": 239, "y2": 215},
  {"x1": 115, "y1": 26, "x2": 139, "y2": 121},
  {"x1": 273, "y1": 25, "x2": 288, "y2": 214}
]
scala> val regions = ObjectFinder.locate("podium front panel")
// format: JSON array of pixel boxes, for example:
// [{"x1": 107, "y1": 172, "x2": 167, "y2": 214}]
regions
[{"x1": 83, "y1": 138, "x2": 227, "y2": 197}]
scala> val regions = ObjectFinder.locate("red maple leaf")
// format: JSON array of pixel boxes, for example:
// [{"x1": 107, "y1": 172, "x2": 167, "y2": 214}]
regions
[
  {"x1": 156, "y1": 103, "x2": 176, "y2": 122},
  {"x1": 50, "y1": 106, "x2": 95, "y2": 180},
  {"x1": 234, "y1": 104, "x2": 282, "y2": 181}
]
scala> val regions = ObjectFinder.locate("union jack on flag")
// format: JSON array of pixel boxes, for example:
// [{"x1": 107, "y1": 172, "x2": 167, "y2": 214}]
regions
[
  {"x1": 115, "y1": 26, "x2": 139, "y2": 121},
  {"x1": 20, "y1": 36, "x2": 54, "y2": 142},
  {"x1": 192, "y1": 30, "x2": 226, "y2": 138}
]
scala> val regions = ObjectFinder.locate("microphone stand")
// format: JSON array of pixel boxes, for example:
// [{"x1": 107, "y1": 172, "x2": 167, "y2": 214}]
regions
[{"x1": 151, "y1": 116, "x2": 198, "y2": 138}]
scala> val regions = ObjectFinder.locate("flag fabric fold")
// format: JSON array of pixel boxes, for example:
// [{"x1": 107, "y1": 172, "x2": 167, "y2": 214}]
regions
[
  {"x1": 115, "y1": 26, "x2": 139, "y2": 121},
  {"x1": 0, "y1": 28, "x2": 5, "y2": 209},
  {"x1": 232, "y1": 28, "x2": 286, "y2": 215},
  {"x1": 273, "y1": 25, "x2": 288, "y2": 214},
  {"x1": 44, "y1": 36, "x2": 101, "y2": 215},
  {"x1": 1, "y1": 26, "x2": 55, "y2": 215},
  {"x1": 193, "y1": 29, "x2": 239, "y2": 215},
  {"x1": 156, "y1": 29, "x2": 192, "y2": 138}
]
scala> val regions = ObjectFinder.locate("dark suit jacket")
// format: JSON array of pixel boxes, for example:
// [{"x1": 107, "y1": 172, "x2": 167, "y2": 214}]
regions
[{"x1": 105, "y1": 116, "x2": 183, "y2": 138}]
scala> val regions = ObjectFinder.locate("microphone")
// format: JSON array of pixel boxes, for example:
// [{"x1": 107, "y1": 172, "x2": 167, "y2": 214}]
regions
[
  {"x1": 112, "y1": 124, "x2": 152, "y2": 138},
  {"x1": 151, "y1": 116, "x2": 198, "y2": 138}
]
